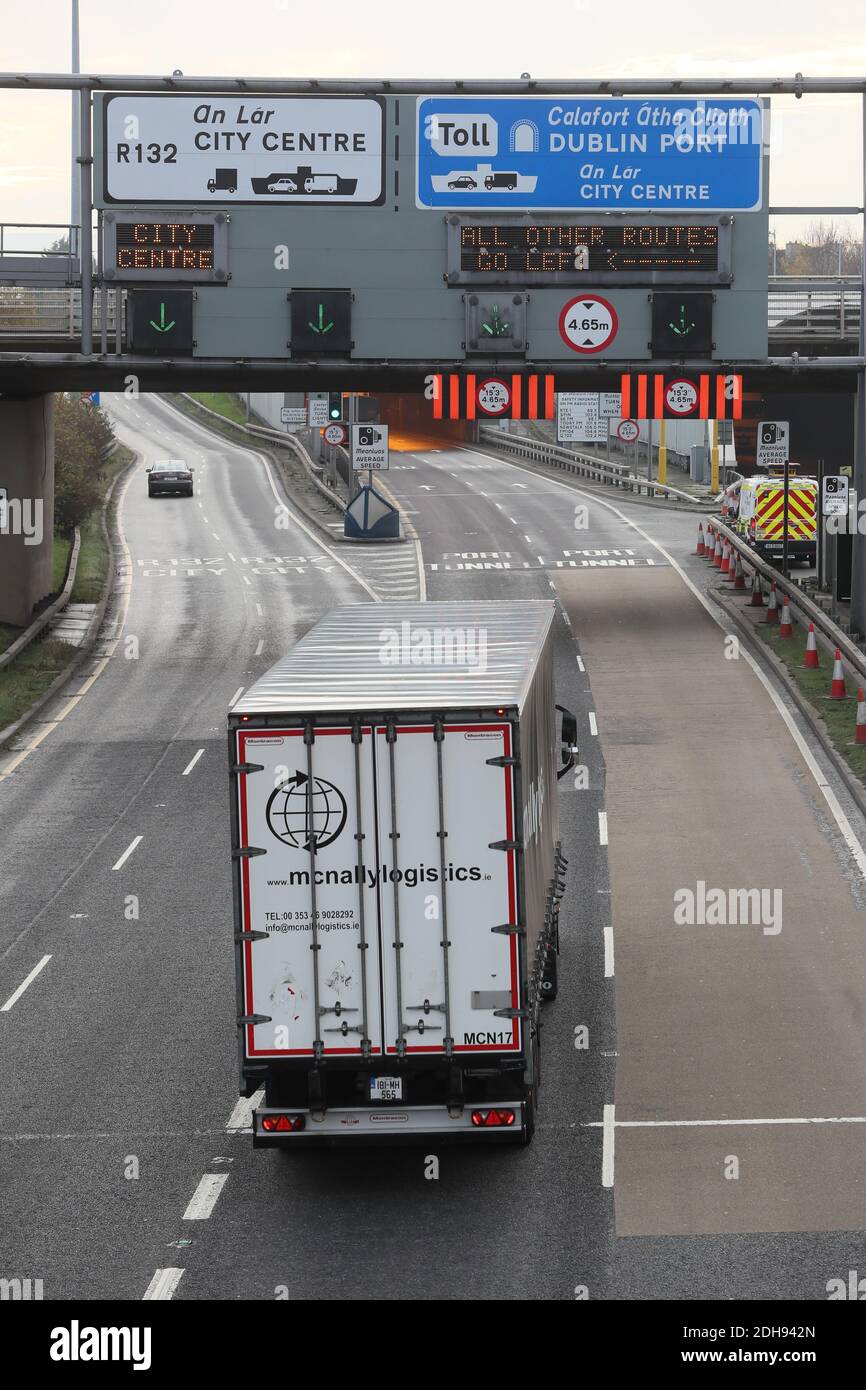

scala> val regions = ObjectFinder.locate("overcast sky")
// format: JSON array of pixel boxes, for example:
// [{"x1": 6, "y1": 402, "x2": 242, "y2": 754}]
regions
[{"x1": 1, "y1": 0, "x2": 864, "y2": 244}]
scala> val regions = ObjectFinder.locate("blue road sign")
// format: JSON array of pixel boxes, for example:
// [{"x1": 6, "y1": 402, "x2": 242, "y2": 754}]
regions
[{"x1": 416, "y1": 97, "x2": 763, "y2": 212}]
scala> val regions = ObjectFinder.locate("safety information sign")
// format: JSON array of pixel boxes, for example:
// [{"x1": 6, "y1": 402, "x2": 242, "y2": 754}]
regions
[
  {"x1": 557, "y1": 393, "x2": 606, "y2": 443},
  {"x1": 417, "y1": 96, "x2": 764, "y2": 210},
  {"x1": 101, "y1": 94, "x2": 384, "y2": 204}
]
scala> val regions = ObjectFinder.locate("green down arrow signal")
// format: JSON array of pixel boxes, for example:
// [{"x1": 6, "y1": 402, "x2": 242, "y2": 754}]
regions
[
  {"x1": 148, "y1": 302, "x2": 176, "y2": 333},
  {"x1": 308, "y1": 303, "x2": 335, "y2": 335},
  {"x1": 669, "y1": 303, "x2": 696, "y2": 337}
]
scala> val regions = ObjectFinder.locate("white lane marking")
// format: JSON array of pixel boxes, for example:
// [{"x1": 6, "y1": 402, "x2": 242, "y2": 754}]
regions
[
  {"x1": 598, "y1": 811, "x2": 608, "y2": 846},
  {"x1": 228, "y1": 686, "x2": 245, "y2": 709},
  {"x1": 182, "y1": 749, "x2": 205, "y2": 776},
  {"x1": 464, "y1": 444, "x2": 866, "y2": 885},
  {"x1": 226, "y1": 1088, "x2": 264, "y2": 1132},
  {"x1": 143, "y1": 1268, "x2": 185, "y2": 1301},
  {"x1": 1, "y1": 955, "x2": 51, "y2": 1012},
  {"x1": 255, "y1": 603, "x2": 264, "y2": 616},
  {"x1": 182, "y1": 1172, "x2": 228, "y2": 1220},
  {"x1": 508, "y1": 516, "x2": 518, "y2": 524},
  {"x1": 112, "y1": 835, "x2": 143, "y2": 871},
  {"x1": 602, "y1": 1104, "x2": 615, "y2": 1188},
  {"x1": 212, "y1": 532, "x2": 221, "y2": 541},
  {"x1": 576, "y1": 655, "x2": 585, "y2": 672},
  {"x1": 589, "y1": 712, "x2": 598, "y2": 736},
  {"x1": 242, "y1": 574, "x2": 251, "y2": 586},
  {"x1": 255, "y1": 639, "x2": 265, "y2": 656},
  {"x1": 524, "y1": 535, "x2": 532, "y2": 544},
  {"x1": 586, "y1": 1114, "x2": 866, "y2": 1128},
  {"x1": 604, "y1": 927, "x2": 615, "y2": 978}
]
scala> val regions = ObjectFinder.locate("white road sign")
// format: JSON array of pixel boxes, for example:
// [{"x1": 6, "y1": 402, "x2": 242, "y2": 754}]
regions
[
  {"x1": 307, "y1": 396, "x2": 329, "y2": 428},
  {"x1": 616, "y1": 419, "x2": 640, "y2": 443},
  {"x1": 598, "y1": 392, "x2": 622, "y2": 419},
  {"x1": 557, "y1": 393, "x2": 606, "y2": 443},
  {"x1": 822, "y1": 474, "x2": 849, "y2": 517},
  {"x1": 101, "y1": 94, "x2": 384, "y2": 205},
  {"x1": 476, "y1": 378, "x2": 511, "y2": 416},
  {"x1": 756, "y1": 420, "x2": 790, "y2": 470},
  {"x1": 664, "y1": 378, "x2": 699, "y2": 416},
  {"x1": 324, "y1": 422, "x2": 349, "y2": 446},
  {"x1": 352, "y1": 423, "x2": 389, "y2": 471},
  {"x1": 281, "y1": 406, "x2": 306, "y2": 425}
]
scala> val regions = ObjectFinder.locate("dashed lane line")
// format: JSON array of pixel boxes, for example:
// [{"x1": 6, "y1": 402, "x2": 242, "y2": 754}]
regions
[
  {"x1": 182, "y1": 1173, "x2": 228, "y2": 1220},
  {"x1": 226, "y1": 1088, "x2": 264, "y2": 1133},
  {"x1": 598, "y1": 811, "x2": 608, "y2": 846},
  {"x1": 182, "y1": 749, "x2": 205, "y2": 776},
  {"x1": 143, "y1": 1268, "x2": 185, "y2": 1301},
  {"x1": 602, "y1": 1104, "x2": 616, "y2": 1188},
  {"x1": 1, "y1": 955, "x2": 51, "y2": 1012},
  {"x1": 112, "y1": 835, "x2": 142, "y2": 871}
]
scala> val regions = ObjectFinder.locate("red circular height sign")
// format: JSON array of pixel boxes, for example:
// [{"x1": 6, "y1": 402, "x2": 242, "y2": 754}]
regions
[{"x1": 558, "y1": 294, "x2": 618, "y2": 354}]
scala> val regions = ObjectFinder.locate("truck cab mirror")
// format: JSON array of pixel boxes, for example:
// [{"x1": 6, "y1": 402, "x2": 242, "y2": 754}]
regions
[{"x1": 556, "y1": 704, "x2": 578, "y2": 780}]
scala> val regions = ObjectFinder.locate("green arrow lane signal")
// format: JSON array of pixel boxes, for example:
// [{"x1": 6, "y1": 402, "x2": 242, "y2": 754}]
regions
[
  {"x1": 669, "y1": 303, "x2": 696, "y2": 337},
  {"x1": 148, "y1": 302, "x2": 176, "y2": 333},
  {"x1": 308, "y1": 303, "x2": 335, "y2": 335},
  {"x1": 482, "y1": 305, "x2": 511, "y2": 337}
]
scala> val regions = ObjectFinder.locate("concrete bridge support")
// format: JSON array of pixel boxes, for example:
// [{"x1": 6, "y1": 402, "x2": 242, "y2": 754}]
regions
[{"x1": 0, "y1": 395, "x2": 55, "y2": 628}]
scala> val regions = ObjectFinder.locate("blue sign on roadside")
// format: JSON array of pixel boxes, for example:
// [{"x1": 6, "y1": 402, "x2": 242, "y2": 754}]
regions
[{"x1": 416, "y1": 97, "x2": 764, "y2": 212}]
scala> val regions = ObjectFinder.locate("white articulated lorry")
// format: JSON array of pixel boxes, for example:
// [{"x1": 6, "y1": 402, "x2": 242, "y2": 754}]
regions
[{"x1": 227, "y1": 600, "x2": 575, "y2": 1146}]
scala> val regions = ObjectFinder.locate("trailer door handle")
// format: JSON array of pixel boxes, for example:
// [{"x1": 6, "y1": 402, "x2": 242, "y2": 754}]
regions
[{"x1": 556, "y1": 703, "x2": 578, "y2": 781}]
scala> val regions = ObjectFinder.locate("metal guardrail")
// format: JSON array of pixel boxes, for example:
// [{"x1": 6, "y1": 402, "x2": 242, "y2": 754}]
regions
[
  {"x1": 0, "y1": 286, "x2": 122, "y2": 337},
  {"x1": 478, "y1": 425, "x2": 706, "y2": 504},
  {"x1": 710, "y1": 517, "x2": 866, "y2": 686}
]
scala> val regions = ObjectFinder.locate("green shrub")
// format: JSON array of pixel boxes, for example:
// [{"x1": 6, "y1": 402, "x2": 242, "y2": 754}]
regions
[{"x1": 54, "y1": 395, "x2": 116, "y2": 531}]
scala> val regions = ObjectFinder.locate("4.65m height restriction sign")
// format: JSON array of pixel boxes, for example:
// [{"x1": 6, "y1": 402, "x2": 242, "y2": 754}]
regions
[{"x1": 558, "y1": 295, "x2": 618, "y2": 354}]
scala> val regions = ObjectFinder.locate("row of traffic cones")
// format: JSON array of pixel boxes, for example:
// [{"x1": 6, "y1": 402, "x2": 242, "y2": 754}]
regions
[{"x1": 700, "y1": 521, "x2": 866, "y2": 738}]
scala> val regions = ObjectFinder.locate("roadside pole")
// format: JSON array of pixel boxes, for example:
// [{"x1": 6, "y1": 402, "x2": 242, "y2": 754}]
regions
[
  {"x1": 658, "y1": 418, "x2": 667, "y2": 487},
  {"x1": 782, "y1": 457, "x2": 790, "y2": 580},
  {"x1": 817, "y1": 456, "x2": 825, "y2": 591},
  {"x1": 851, "y1": 91, "x2": 866, "y2": 638},
  {"x1": 710, "y1": 418, "x2": 720, "y2": 494}
]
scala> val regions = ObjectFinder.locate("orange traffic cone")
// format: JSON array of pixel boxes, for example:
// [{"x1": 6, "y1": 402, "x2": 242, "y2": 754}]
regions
[
  {"x1": 830, "y1": 649, "x2": 848, "y2": 700},
  {"x1": 855, "y1": 689, "x2": 866, "y2": 744},
  {"x1": 766, "y1": 582, "x2": 778, "y2": 623},
  {"x1": 749, "y1": 571, "x2": 764, "y2": 607},
  {"x1": 803, "y1": 623, "x2": 820, "y2": 668},
  {"x1": 779, "y1": 599, "x2": 793, "y2": 638},
  {"x1": 720, "y1": 541, "x2": 730, "y2": 574},
  {"x1": 696, "y1": 523, "x2": 706, "y2": 556},
  {"x1": 733, "y1": 553, "x2": 746, "y2": 589},
  {"x1": 713, "y1": 532, "x2": 723, "y2": 568}
]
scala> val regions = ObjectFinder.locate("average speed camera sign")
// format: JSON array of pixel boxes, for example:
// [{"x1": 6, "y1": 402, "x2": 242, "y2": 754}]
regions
[
  {"x1": 323, "y1": 422, "x2": 349, "y2": 446},
  {"x1": 559, "y1": 295, "x2": 618, "y2": 354}
]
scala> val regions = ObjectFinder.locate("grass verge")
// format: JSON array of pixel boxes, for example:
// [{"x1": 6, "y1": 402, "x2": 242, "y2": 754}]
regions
[
  {"x1": 71, "y1": 445, "x2": 135, "y2": 603},
  {"x1": 183, "y1": 391, "x2": 247, "y2": 424},
  {"x1": 749, "y1": 610, "x2": 866, "y2": 783},
  {"x1": 0, "y1": 639, "x2": 75, "y2": 733}
]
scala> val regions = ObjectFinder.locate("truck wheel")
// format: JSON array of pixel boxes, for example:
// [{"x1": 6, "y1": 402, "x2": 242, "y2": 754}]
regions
[{"x1": 540, "y1": 945, "x2": 558, "y2": 1002}]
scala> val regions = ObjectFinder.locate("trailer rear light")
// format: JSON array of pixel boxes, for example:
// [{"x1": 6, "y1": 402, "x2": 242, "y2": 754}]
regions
[
  {"x1": 471, "y1": 1108, "x2": 516, "y2": 1128},
  {"x1": 261, "y1": 1113, "x2": 305, "y2": 1132}
]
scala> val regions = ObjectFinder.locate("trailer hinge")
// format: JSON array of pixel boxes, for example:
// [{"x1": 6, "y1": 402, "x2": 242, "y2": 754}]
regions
[
  {"x1": 486, "y1": 754, "x2": 519, "y2": 768},
  {"x1": 232, "y1": 845, "x2": 266, "y2": 859},
  {"x1": 237, "y1": 1013, "x2": 271, "y2": 1026},
  {"x1": 230, "y1": 762, "x2": 264, "y2": 776},
  {"x1": 491, "y1": 922, "x2": 525, "y2": 937},
  {"x1": 234, "y1": 930, "x2": 269, "y2": 943},
  {"x1": 489, "y1": 839, "x2": 522, "y2": 853},
  {"x1": 493, "y1": 1007, "x2": 530, "y2": 1021}
]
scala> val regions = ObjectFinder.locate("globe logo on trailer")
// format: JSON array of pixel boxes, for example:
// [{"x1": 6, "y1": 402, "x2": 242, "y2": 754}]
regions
[{"x1": 266, "y1": 772, "x2": 347, "y2": 850}]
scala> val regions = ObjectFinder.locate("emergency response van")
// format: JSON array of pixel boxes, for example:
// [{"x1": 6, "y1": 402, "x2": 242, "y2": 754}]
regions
[{"x1": 736, "y1": 472, "x2": 817, "y2": 563}]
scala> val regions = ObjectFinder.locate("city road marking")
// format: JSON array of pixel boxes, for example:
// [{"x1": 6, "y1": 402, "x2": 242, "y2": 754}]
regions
[
  {"x1": 576, "y1": 655, "x2": 585, "y2": 672},
  {"x1": 112, "y1": 836, "x2": 142, "y2": 872},
  {"x1": 183, "y1": 1173, "x2": 228, "y2": 1220},
  {"x1": 182, "y1": 749, "x2": 205, "y2": 776},
  {"x1": 1, "y1": 955, "x2": 51, "y2": 1012}
]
